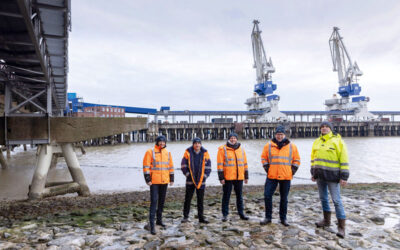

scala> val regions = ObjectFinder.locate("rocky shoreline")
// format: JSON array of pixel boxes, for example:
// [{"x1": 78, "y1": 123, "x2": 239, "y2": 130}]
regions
[{"x1": 0, "y1": 183, "x2": 399, "y2": 249}]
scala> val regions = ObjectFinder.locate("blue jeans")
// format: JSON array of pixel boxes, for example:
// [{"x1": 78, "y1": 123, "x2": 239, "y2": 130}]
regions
[
  {"x1": 222, "y1": 180, "x2": 244, "y2": 217},
  {"x1": 264, "y1": 178, "x2": 291, "y2": 221},
  {"x1": 317, "y1": 180, "x2": 346, "y2": 219}
]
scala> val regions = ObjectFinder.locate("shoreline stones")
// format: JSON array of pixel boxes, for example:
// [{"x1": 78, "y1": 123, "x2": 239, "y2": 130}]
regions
[{"x1": 0, "y1": 183, "x2": 399, "y2": 249}]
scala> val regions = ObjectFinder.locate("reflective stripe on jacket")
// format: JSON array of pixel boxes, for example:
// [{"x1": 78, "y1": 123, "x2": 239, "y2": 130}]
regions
[
  {"x1": 311, "y1": 131, "x2": 349, "y2": 182},
  {"x1": 217, "y1": 144, "x2": 248, "y2": 181},
  {"x1": 181, "y1": 147, "x2": 211, "y2": 189},
  {"x1": 261, "y1": 141, "x2": 300, "y2": 180},
  {"x1": 143, "y1": 145, "x2": 174, "y2": 184}
]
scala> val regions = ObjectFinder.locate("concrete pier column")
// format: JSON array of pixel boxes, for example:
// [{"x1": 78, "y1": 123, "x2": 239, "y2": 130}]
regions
[
  {"x1": 50, "y1": 153, "x2": 59, "y2": 169},
  {"x1": 0, "y1": 150, "x2": 8, "y2": 169},
  {"x1": 6, "y1": 147, "x2": 11, "y2": 159},
  {"x1": 61, "y1": 143, "x2": 90, "y2": 196},
  {"x1": 29, "y1": 145, "x2": 54, "y2": 199}
]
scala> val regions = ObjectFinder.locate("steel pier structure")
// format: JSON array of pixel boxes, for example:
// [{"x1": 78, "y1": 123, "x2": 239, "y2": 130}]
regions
[
  {"x1": 77, "y1": 120, "x2": 400, "y2": 147},
  {"x1": 0, "y1": 1, "x2": 148, "y2": 200}
]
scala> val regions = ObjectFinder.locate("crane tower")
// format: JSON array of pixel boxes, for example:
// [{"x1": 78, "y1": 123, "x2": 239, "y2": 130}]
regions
[
  {"x1": 245, "y1": 20, "x2": 286, "y2": 122},
  {"x1": 325, "y1": 27, "x2": 375, "y2": 121}
]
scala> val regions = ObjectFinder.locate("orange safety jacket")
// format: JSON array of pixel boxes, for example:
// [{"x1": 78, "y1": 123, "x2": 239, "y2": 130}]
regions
[
  {"x1": 261, "y1": 141, "x2": 300, "y2": 180},
  {"x1": 143, "y1": 145, "x2": 174, "y2": 184},
  {"x1": 217, "y1": 144, "x2": 248, "y2": 181}
]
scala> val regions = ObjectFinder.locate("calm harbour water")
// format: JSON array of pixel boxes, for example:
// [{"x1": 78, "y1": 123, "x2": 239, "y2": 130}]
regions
[{"x1": 1, "y1": 137, "x2": 399, "y2": 200}]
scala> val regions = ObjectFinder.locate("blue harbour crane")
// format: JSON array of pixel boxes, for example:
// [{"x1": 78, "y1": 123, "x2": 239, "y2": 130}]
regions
[
  {"x1": 245, "y1": 20, "x2": 286, "y2": 122},
  {"x1": 325, "y1": 27, "x2": 375, "y2": 121}
]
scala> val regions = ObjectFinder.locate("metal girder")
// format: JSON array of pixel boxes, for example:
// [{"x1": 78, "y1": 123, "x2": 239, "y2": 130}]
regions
[
  {"x1": 13, "y1": 75, "x2": 46, "y2": 83},
  {"x1": 9, "y1": 88, "x2": 47, "y2": 113},
  {"x1": 0, "y1": 56, "x2": 40, "y2": 63},
  {"x1": 5, "y1": 64, "x2": 44, "y2": 75},
  {"x1": 33, "y1": 3, "x2": 67, "y2": 12},
  {"x1": 16, "y1": 0, "x2": 57, "y2": 109},
  {"x1": 1, "y1": 40, "x2": 34, "y2": 46},
  {"x1": 43, "y1": 34, "x2": 66, "y2": 40},
  {"x1": 0, "y1": 10, "x2": 23, "y2": 18}
]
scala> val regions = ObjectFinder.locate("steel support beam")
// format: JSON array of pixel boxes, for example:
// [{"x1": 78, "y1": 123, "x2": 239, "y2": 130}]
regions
[{"x1": 9, "y1": 88, "x2": 46, "y2": 113}]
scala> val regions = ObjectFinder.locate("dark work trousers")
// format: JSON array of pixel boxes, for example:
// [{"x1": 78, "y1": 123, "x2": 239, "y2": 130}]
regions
[
  {"x1": 222, "y1": 180, "x2": 244, "y2": 217},
  {"x1": 149, "y1": 184, "x2": 168, "y2": 223},
  {"x1": 183, "y1": 184, "x2": 205, "y2": 219},
  {"x1": 264, "y1": 178, "x2": 291, "y2": 221}
]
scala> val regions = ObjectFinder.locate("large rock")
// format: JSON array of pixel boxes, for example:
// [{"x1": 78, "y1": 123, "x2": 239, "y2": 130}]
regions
[
  {"x1": 47, "y1": 236, "x2": 85, "y2": 248},
  {"x1": 369, "y1": 216, "x2": 385, "y2": 225},
  {"x1": 281, "y1": 237, "x2": 301, "y2": 248},
  {"x1": 143, "y1": 239, "x2": 161, "y2": 250},
  {"x1": 90, "y1": 236, "x2": 117, "y2": 248},
  {"x1": 223, "y1": 237, "x2": 241, "y2": 248}
]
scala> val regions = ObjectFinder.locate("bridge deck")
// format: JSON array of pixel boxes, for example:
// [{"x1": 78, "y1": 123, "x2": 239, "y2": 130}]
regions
[{"x1": 0, "y1": 0, "x2": 70, "y2": 111}]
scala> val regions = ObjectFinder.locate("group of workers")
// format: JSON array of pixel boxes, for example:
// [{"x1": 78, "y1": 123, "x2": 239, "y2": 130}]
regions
[{"x1": 142, "y1": 121, "x2": 349, "y2": 238}]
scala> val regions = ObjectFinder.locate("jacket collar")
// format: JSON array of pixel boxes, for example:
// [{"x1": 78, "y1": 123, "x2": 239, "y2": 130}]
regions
[
  {"x1": 154, "y1": 145, "x2": 166, "y2": 151},
  {"x1": 320, "y1": 131, "x2": 334, "y2": 141},
  {"x1": 187, "y1": 146, "x2": 206, "y2": 154},
  {"x1": 226, "y1": 142, "x2": 240, "y2": 150},
  {"x1": 271, "y1": 138, "x2": 290, "y2": 149}
]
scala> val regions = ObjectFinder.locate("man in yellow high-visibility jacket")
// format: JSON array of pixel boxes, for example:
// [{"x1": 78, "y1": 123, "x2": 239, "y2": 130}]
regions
[{"x1": 311, "y1": 121, "x2": 349, "y2": 238}]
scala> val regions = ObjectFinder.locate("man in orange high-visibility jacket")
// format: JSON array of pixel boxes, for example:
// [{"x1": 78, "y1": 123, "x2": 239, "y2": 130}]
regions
[
  {"x1": 217, "y1": 132, "x2": 249, "y2": 222},
  {"x1": 260, "y1": 125, "x2": 300, "y2": 227},
  {"x1": 143, "y1": 135, "x2": 174, "y2": 235}
]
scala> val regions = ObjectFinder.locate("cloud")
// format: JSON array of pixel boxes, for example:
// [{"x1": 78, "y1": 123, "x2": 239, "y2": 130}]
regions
[{"x1": 68, "y1": 0, "x2": 400, "y2": 112}]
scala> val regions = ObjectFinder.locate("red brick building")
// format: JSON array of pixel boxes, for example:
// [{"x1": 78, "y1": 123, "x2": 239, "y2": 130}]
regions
[{"x1": 73, "y1": 106, "x2": 125, "y2": 117}]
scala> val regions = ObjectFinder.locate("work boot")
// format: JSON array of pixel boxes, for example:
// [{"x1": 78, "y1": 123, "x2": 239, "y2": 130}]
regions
[
  {"x1": 260, "y1": 218, "x2": 272, "y2": 225},
  {"x1": 315, "y1": 211, "x2": 331, "y2": 228},
  {"x1": 199, "y1": 217, "x2": 209, "y2": 224},
  {"x1": 181, "y1": 217, "x2": 189, "y2": 223},
  {"x1": 148, "y1": 221, "x2": 156, "y2": 235},
  {"x1": 239, "y1": 214, "x2": 249, "y2": 220},
  {"x1": 222, "y1": 215, "x2": 228, "y2": 222},
  {"x1": 336, "y1": 219, "x2": 346, "y2": 238},
  {"x1": 281, "y1": 220, "x2": 290, "y2": 227},
  {"x1": 156, "y1": 219, "x2": 166, "y2": 228}
]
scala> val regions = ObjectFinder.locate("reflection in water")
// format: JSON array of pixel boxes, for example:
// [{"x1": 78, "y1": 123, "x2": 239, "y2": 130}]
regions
[{"x1": 1, "y1": 137, "x2": 399, "y2": 200}]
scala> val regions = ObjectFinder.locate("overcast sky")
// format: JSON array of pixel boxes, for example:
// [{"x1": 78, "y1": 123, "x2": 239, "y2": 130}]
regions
[{"x1": 68, "y1": 0, "x2": 400, "y2": 112}]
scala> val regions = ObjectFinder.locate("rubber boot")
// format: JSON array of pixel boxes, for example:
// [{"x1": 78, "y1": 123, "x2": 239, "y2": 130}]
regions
[
  {"x1": 336, "y1": 219, "x2": 346, "y2": 238},
  {"x1": 315, "y1": 211, "x2": 331, "y2": 228}
]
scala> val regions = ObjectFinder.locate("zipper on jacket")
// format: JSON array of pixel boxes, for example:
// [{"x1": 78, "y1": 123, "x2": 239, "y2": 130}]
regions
[
  {"x1": 235, "y1": 148, "x2": 239, "y2": 180},
  {"x1": 160, "y1": 147, "x2": 163, "y2": 183}
]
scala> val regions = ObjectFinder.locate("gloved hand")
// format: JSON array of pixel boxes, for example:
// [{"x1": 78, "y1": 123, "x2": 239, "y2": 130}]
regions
[
  {"x1": 263, "y1": 164, "x2": 270, "y2": 174},
  {"x1": 291, "y1": 165, "x2": 298, "y2": 175}
]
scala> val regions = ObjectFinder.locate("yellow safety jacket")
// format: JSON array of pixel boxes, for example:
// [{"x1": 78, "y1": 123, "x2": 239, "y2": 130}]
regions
[{"x1": 311, "y1": 132, "x2": 349, "y2": 182}]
